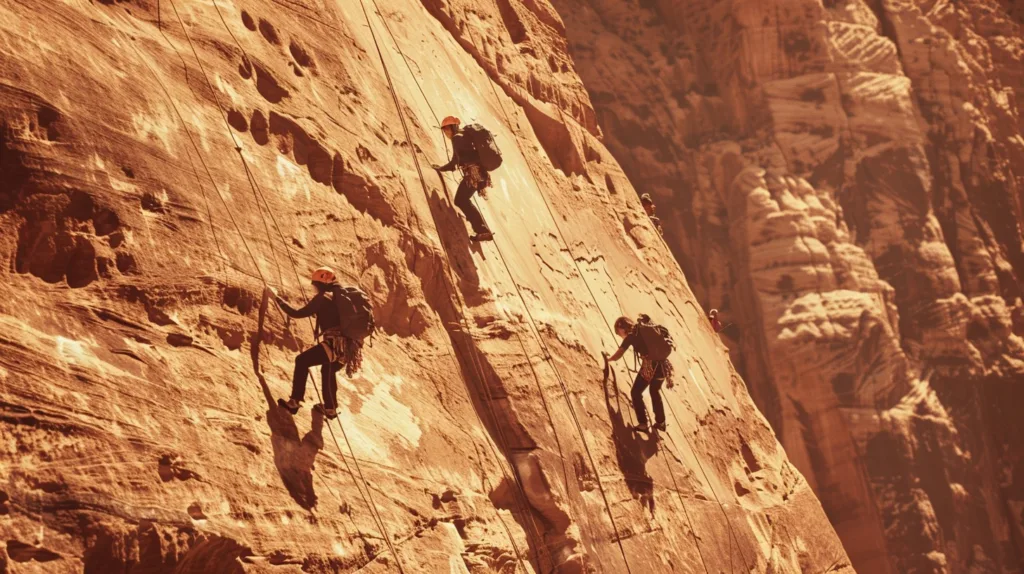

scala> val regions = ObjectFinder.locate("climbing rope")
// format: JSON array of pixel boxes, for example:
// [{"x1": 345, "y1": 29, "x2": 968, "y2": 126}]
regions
[
  {"x1": 367, "y1": 5, "x2": 613, "y2": 559},
  {"x1": 163, "y1": 0, "x2": 287, "y2": 289},
  {"x1": 125, "y1": 36, "x2": 266, "y2": 285},
  {"x1": 102, "y1": 3, "x2": 532, "y2": 570},
  {"x1": 142, "y1": 2, "x2": 411, "y2": 570},
  {"x1": 361, "y1": 3, "x2": 637, "y2": 571},
  {"x1": 135, "y1": 0, "x2": 751, "y2": 569},
  {"x1": 456, "y1": 23, "x2": 759, "y2": 574},
  {"x1": 606, "y1": 364, "x2": 710, "y2": 574},
  {"x1": 485, "y1": 70, "x2": 767, "y2": 573},
  {"x1": 351, "y1": 0, "x2": 549, "y2": 570}
]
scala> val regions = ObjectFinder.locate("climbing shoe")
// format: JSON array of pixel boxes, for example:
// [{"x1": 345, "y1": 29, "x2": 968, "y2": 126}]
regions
[
  {"x1": 278, "y1": 398, "x2": 301, "y2": 414},
  {"x1": 630, "y1": 423, "x2": 651, "y2": 434},
  {"x1": 652, "y1": 422, "x2": 667, "y2": 432},
  {"x1": 314, "y1": 403, "x2": 338, "y2": 420},
  {"x1": 471, "y1": 231, "x2": 494, "y2": 242}
]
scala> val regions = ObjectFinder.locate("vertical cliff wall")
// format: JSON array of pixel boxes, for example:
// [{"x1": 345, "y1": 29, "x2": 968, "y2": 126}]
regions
[
  {"x1": 0, "y1": 0, "x2": 852, "y2": 572},
  {"x1": 553, "y1": 0, "x2": 1024, "y2": 571}
]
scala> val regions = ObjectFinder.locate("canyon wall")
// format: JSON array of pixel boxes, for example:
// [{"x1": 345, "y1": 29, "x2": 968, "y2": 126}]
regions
[
  {"x1": 0, "y1": 0, "x2": 851, "y2": 572},
  {"x1": 553, "y1": 0, "x2": 1024, "y2": 571}
]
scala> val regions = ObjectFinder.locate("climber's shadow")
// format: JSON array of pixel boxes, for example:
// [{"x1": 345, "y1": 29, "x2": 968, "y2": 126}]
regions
[
  {"x1": 251, "y1": 292, "x2": 324, "y2": 510},
  {"x1": 603, "y1": 363, "x2": 659, "y2": 515}
]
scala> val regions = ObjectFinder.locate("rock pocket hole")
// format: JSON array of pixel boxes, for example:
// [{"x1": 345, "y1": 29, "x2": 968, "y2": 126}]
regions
[
  {"x1": 92, "y1": 208, "x2": 120, "y2": 236},
  {"x1": 6, "y1": 540, "x2": 62, "y2": 563},
  {"x1": 241, "y1": 10, "x2": 256, "y2": 31},
  {"x1": 250, "y1": 110, "x2": 268, "y2": 145},
  {"x1": 289, "y1": 41, "x2": 314, "y2": 69},
  {"x1": 258, "y1": 19, "x2": 280, "y2": 45},
  {"x1": 37, "y1": 107, "x2": 61, "y2": 141},
  {"x1": 227, "y1": 110, "x2": 248, "y2": 132},
  {"x1": 253, "y1": 63, "x2": 289, "y2": 103},
  {"x1": 239, "y1": 57, "x2": 253, "y2": 80},
  {"x1": 187, "y1": 502, "x2": 207, "y2": 520}
]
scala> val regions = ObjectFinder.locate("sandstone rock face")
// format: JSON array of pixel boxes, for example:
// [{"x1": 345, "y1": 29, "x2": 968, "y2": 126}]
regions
[
  {"x1": 0, "y1": 0, "x2": 851, "y2": 572},
  {"x1": 554, "y1": 0, "x2": 1024, "y2": 571}
]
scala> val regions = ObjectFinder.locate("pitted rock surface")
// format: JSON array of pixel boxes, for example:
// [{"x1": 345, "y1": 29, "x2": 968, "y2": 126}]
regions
[{"x1": 0, "y1": 1, "x2": 849, "y2": 573}]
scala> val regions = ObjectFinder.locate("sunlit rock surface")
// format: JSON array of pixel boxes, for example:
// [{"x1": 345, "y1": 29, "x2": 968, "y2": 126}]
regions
[
  {"x1": 554, "y1": 0, "x2": 1024, "y2": 571},
  {"x1": 0, "y1": 0, "x2": 850, "y2": 572}
]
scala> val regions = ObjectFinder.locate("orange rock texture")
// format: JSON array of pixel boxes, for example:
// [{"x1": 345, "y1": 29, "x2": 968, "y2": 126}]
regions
[
  {"x1": 554, "y1": 0, "x2": 1024, "y2": 572},
  {"x1": 0, "y1": 0, "x2": 853, "y2": 573}
]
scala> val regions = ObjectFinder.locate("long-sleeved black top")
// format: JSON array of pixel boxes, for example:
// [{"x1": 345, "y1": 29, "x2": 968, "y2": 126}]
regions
[
  {"x1": 437, "y1": 132, "x2": 480, "y2": 171},
  {"x1": 278, "y1": 291, "x2": 341, "y2": 334},
  {"x1": 616, "y1": 332, "x2": 649, "y2": 357}
]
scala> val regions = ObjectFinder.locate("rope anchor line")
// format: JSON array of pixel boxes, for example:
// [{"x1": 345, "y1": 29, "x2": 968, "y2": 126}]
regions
[
  {"x1": 364, "y1": 3, "x2": 766, "y2": 573},
  {"x1": 141, "y1": 1, "x2": 412, "y2": 570},
  {"x1": 129, "y1": 0, "x2": 762, "y2": 570},
  {"x1": 358, "y1": 2, "x2": 636, "y2": 572}
]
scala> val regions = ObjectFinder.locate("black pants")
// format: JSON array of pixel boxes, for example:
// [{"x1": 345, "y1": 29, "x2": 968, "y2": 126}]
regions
[
  {"x1": 291, "y1": 344, "x2": 339, "y2": 410},
  {"x1": 632, "y1": 373, "x2": 665, "y2": 427},
  {"x1": 454, "y1": 176, "x2": 490, "y2": 234}
]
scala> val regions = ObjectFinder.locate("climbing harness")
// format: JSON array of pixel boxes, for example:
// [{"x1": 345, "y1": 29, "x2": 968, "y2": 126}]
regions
[
  {"x1": 354, "y1": 0, "x2": 548, "y2": 570},
  {"x1": 480, "y1": 28, "x2": 765, "y2": 574},
  {"x1": 363, "y1": 3, "x2": 638, "y2": 571},
  {"x1": 116, "y1": 0, "x2": 769, "y2": 569},
  {"x1": 131, "y1": 1, "x2": 411, "y2": 569}
]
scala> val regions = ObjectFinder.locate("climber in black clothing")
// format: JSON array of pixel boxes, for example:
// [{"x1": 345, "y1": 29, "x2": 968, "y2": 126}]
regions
[
  {"x1": 603, "y1": 316, "x2": 673, "y2": 432},
  {"x1": 431, "y1": 115, "x2": 494, "y2": 242},
  {"x1": 270, "y1": 266, "x2": 363, "y2": 420}
]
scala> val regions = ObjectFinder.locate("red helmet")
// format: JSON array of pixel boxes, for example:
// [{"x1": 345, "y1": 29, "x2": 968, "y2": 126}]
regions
[
  {"x1": 440, "y1": 116, "x2": 460, "y2": 129},
  {"x1": 311, "y1": 266, "x2": 336, "y2": 284}
]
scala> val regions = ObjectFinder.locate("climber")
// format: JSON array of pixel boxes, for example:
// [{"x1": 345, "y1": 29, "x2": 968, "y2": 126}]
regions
[
  {"x1": 708, "y1": 309, "x2": 723, "y2": 333},
  {"x1": 602, "y1": 315, "x2": 675, "y2": 433},
  {"x1": 431, "y1": 115, "x2": 502, "y2": 242},
  {"x1": 269, "y1": 266, "x2": 373, "y2": 420},
  {"x1": 640, "y1": 194, "x2": 664, "y2": 236}
]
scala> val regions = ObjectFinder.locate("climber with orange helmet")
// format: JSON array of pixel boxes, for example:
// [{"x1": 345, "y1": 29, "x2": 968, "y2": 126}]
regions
[
  {"x1": 431, "y1": 115, "x2": 499, "y2": 242},
  {"x1": 269, "y1": 266, "x2": 372, "y2": 420}
]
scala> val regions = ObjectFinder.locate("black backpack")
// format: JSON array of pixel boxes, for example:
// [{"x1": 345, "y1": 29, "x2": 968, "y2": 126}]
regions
[
  {"x1": 634, "y1": 314, "x2": 674, "y2": 360},
  {"x1": 332, "y1": 286, "x2": 375, "y2": 342},
  {"x1": 462, "y1": 123, "x2": 503, "y2": 172}
]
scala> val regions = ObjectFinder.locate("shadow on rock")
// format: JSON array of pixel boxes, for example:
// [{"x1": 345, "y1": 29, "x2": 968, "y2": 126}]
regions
[
  {"x1": 603, "y1": 362, "x2": 659, "y2": 515},
  {"x1": 251, "y1": 290, "x2": 324, "y2": 510},
  {"x1": 426, "y1": 171, "x2": 487, "y2": 304}
]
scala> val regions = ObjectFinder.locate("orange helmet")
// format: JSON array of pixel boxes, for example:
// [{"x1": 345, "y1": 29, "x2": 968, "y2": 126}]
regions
[
  {"x1": 440, "y1": 116, "x2": 460, "y2": 129},
  {"x1": 311, "y1": 266, "x2": 336, "y2": 284}
]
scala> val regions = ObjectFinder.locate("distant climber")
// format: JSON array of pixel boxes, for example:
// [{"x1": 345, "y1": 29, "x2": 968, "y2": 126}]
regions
[
  {"x1": 708, "y1": 309, "x2": 723, "y2": 333},
  {"x1": 431, "y1": 116, "x2": 502, "y2": 242},
  {"x1": 603, "y1": 315, "x2": 675, "y2": 433},
  {"x1": 269, "y1": 267, "x2": 374, "y2": 420},
  {"x1": 640, "y1": 194, "x2": 664, "y2": 236}
]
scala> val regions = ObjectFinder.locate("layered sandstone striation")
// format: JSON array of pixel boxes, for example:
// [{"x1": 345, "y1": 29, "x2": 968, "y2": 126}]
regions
[
  {"x1": 0, "y1": 0, "x2": 850, "y2": 572},
  {"x1": 554, "y1": 0, "x2": 1024, "y2": 571}
]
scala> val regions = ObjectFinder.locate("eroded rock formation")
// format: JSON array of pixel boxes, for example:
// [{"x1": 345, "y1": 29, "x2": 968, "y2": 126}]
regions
[
  {"x1": 554, "y1": 0, "x2": 1024, "y2": 571},
  {"x1": 0, "y1": 0, "x2": 850, "y2": 572}
]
